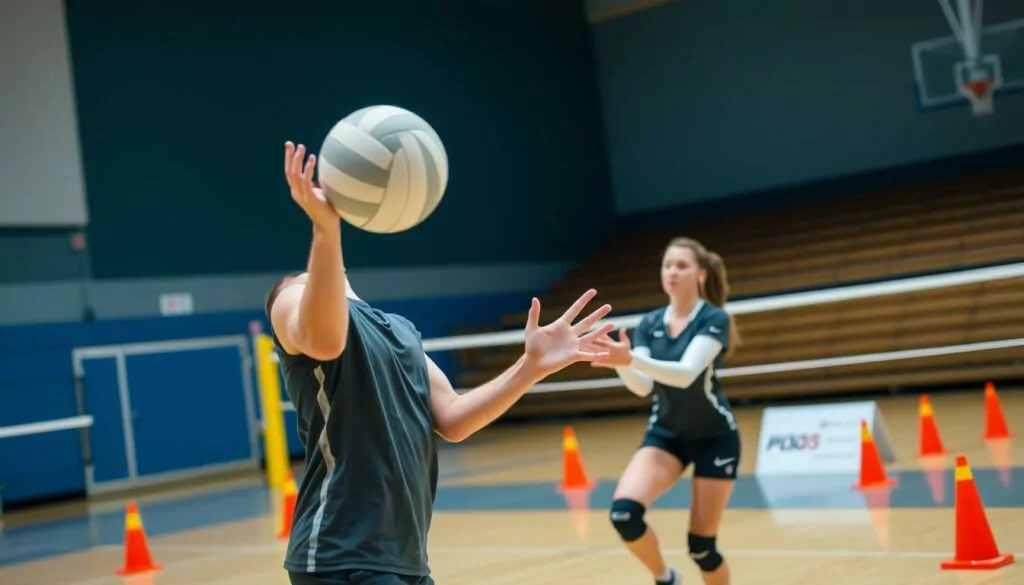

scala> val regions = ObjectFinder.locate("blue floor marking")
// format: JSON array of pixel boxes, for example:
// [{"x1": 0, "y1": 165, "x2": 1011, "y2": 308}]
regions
[
  {"x1": 434, "y1": 467, "x2": 1023, "y2": 511},
  {"x1": 0, "y1": 485, "x2": 273, "y2": 566},
  {"x1": 1, "y1": 466, "x2": 1020, "y2": 567}
]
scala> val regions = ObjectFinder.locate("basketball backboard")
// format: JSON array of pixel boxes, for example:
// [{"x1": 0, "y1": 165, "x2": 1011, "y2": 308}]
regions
[{"x1": 911, "y1": 0, "x2": 1024, "y2": 116}]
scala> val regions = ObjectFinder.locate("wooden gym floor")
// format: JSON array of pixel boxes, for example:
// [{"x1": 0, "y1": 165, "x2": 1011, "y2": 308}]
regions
[{"x1": 1, "y1": 386, "x2": 1021, "y2": 585}]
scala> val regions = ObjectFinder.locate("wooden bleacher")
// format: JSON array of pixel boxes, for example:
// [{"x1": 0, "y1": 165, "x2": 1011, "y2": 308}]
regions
[{"x1": 454, "y1": 168, "x2": 1024, "y2": 418}]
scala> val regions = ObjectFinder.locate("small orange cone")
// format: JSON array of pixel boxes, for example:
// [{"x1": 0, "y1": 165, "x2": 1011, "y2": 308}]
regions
[
  {"x1": 940, "y1": 455, "x2": 1015, "y2": 570},
  {"x1": 558, "y1": 427, "x2": 595, "y2": 492},
  {"x1": 277, "y1": 471, "x2": 298, "y2": 540},
  {"x1": 116, "y1": 501, "x2": 161, "y2": 575},
  {"x1": 918, "y1": 394, "x2": 947, "y2": 457},
  {"x1": 983, "y1": 382, "x2": 1011, "y2": 440},
  {"x1": 853, "y1": 420, "x2": 897, "y2": 490}
]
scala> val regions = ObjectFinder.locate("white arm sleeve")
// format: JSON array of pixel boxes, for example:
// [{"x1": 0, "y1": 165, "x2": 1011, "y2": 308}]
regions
[
  {"x1": 628, "y1": 335, "x2": 723, "y2": 389},
  {"x1": 614, "y1": 346, "x2": 654, "y2": 397}
]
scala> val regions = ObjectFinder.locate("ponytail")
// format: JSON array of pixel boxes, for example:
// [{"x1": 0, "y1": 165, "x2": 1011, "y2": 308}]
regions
[
  {"x1": 666, "y1": 238, "x2": 741, "y2": 354},
  {"x1": 703, "y1": 251, "x2": 729, "y2": 308},
  {"x1": 704, "y1": 251, "x2": 740, "y2": 353}
]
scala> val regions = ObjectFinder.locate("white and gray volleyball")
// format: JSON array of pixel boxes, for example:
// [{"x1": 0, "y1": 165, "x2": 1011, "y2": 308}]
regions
[{"x1": 317, "y1": 105, "x2": 449, "y2": 233}]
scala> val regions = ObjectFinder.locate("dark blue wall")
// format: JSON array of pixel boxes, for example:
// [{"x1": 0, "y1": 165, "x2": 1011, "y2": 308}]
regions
[
  {"x1": 55, "y1": 0, "x2": 613, "y2": 280},
  {"x1": 591, "y1": 0, "x2": 1024, "y2": 215}
]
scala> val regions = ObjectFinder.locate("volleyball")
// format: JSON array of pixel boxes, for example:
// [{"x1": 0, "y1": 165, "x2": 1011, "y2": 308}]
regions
[{"x1": 317, "y1": 105, "x2": 449, "y2": 234}]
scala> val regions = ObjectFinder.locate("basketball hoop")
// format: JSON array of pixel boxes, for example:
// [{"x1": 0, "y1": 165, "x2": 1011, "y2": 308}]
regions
[
  {"x1": 954, "y1": 56, "x2": 1002, "y2": 116},
  {"x1": 960, "y1": 77, "x2": 996, "y2": 115},
  {"x1": 910, "y1": 5, "x2": 1023, "y2": 117}
]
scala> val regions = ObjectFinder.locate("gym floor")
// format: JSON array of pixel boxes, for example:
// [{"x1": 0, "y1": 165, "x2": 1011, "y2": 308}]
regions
[{"x1": 1, "y1": 388, "x2": 1021, "y2": 585}]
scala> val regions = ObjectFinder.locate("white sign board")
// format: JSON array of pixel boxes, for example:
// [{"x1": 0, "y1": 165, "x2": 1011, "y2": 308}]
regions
[
  {"x1": 754, "y1": 400, "x2": 897, "y2": 476},
  {"x1": 159, "y1": 292, "x2": 194, "y2": 316}
]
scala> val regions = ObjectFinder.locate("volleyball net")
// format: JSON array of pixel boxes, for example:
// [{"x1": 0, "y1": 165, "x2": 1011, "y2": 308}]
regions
[
  {"x1": 2, "y1": 262, "x2": 1022, "y2": 503},
  {"x1": 414, "y1": 262, "x2": 1024, "y2": 394},
  {"x1": 250, "y1": 261, "x2": 1023, "y2": 487}
]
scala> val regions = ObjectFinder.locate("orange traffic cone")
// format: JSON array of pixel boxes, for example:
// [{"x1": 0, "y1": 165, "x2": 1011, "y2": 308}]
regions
[
  {"x1": 918, "y1": 394, "x2": 947, "y2": 457},
  {"x1": 983, "y1": 382, "x2": 1011, "y2": 440},
  {"x1": 940, "y1": 455, "x2": 1015, "y2": 570},
  {"x1": 558, "y1": 426, "x2": 595, "y2": 492},
  {"x1": 853, "y1": 420, "x2": 897, "y2": 490},
  {"x1": 277, "y1": 471, "x2": 298, "y2": 540},
  {"x1": 116, "y1": 501, "x2": 161, "y2": 575}
]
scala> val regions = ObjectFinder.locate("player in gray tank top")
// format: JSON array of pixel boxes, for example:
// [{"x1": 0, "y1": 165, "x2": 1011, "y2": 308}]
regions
[{"x1": 267, "y1": 142, "x2": 616, "y2": 585}]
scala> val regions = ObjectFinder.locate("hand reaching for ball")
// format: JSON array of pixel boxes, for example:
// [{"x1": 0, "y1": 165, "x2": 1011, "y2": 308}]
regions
[
  {"x1": 284, "y1": 142, "x2": 338, "y2": 235},
  {"x1": 584, "y1": 329, "x2": 635, "y2": 369},
  {"x1": 521, "y1": 289, "x2": 614, "y2": 379}
]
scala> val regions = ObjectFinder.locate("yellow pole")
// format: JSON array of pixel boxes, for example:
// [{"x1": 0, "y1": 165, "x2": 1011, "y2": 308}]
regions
[{"x1": 255, "y1": 333, "x2": 288, "y2": 490}]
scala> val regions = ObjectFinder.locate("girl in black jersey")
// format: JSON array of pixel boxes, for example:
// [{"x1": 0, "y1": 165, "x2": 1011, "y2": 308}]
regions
[{"x1": 587, "y1": 237, "x2": 740, "y2": 585}]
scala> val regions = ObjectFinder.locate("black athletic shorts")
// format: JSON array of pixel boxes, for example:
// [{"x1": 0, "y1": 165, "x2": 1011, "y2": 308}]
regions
[
  {"x1": 641, "y1": 429, "x2": 741, "y2": 480},
  {"x1": 288, "y1": 570, "x2": 434, "y2": 585}
]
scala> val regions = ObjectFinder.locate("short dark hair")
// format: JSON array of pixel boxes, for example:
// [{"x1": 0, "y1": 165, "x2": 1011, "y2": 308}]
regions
[{"x1": 265, "y1": 271, "x2": 304, "y2": 320}]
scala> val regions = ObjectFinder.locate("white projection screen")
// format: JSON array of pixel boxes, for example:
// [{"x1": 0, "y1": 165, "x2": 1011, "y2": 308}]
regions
[{"x1": 0, "y1": 0, "x2": 89, "y2": 227}]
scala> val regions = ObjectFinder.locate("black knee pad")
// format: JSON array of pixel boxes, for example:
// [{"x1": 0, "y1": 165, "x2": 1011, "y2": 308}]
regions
[
  {"x1": 688, "y1": 532, "x2": 724, "y2": 572},
  {"x1": 609, "y1": 499, "x2": 647, "y2": 542}
]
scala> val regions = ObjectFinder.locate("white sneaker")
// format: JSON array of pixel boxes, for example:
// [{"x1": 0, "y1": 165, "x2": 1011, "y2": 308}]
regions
[{"x1": 655, "y1": 567, "x2": 680, "y2": 585}]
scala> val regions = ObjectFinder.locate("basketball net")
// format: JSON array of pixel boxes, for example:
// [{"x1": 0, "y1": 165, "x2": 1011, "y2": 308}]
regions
[{"x1": 960, "y1": 78, "x2": 997, "y2": 116}]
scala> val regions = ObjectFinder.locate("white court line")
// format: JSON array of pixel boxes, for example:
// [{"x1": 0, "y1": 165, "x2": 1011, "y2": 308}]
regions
[
  {"x1": 427, "y1": 545, "x2": 977, "y2": 560},
  {"x1": 61, "y1": 542, "x2": 1024, "y2": 585},
  {"x1": 93, "y1": 542, "x2": 1024, "y2": 561}
]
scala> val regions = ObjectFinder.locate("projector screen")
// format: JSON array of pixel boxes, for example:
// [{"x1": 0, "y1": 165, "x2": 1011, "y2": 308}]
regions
[{"x1": 0, "y1": 0, "x2": 89, "y2": 227}]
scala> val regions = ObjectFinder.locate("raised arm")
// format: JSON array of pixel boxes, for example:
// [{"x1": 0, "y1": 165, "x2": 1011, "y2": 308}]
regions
[
  {"x1": 590, "y1": 309, "x2": 731, "y2": 391},
  {"x1": 613, "y1": 345, "x2": 655, "y2": 397},
  {"x1": 425, "y1": 354, "x2": 535, "y2": 442},
  {"x1": 426, "y1": 290, "x2": 613, "y2": 442},
  {"x1": 628, "y1": 335, "x2": 721, "y2": 388},
  {"x1": 270, "y1": 142, "x2": 350, "y2": 360}
]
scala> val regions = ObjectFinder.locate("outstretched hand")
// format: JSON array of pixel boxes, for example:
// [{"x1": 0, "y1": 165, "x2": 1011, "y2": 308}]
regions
[
  {"x1": 284, "y1": 141, "x2": 339, "y2": 234},
  {"x1": 584, "y1": 329, "x2": 635, "y2": 369},
  {"x1": 522, "y1": 289, "x2": 614, "y2": 380}
]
